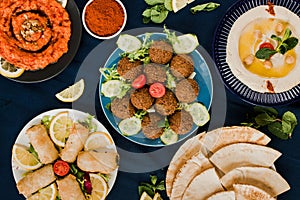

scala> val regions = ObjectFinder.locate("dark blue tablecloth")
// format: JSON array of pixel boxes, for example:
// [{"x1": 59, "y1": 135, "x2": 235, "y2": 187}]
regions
[{"x1": 1, "y1": 0, "x2": 300, "y2": 199}]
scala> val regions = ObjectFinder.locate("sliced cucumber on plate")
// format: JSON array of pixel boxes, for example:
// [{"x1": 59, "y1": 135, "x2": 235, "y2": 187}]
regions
[
  {"x1": 185, "y1": 102, "x2": 210, "y2": 126},
  {"x1": 119, "y1": 117, "x2": 142, "y2": 136},
  {"x1": 160, "y1": 128, "x2": 178, "y2": 145}
]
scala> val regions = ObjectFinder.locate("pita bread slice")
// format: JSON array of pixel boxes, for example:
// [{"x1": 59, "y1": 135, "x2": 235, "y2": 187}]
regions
[
  {"x1": 220, "y1": 166, "x2": 290, "y2": 197},
  {"x1": 170, "y1": 152, "x2": 213, "y2": 200},
  {"x1": 166, "y1": 132, "x2": 206, "y2": 197},
  {"x1": 233, "y1": 184, "x2": 276, "y2": 200},
  {"x1": 210, "y1": 143, "x2": 281, "y2": 173},
  {"x1": 201, "y1": 126, "x2": 271, "y2": 157},
  {"x1": 182, "y1": 168, "x2": 224, "y2": 200},
  {"x1": 207, "y1": 191, "x2": 235, "y2": 200}
]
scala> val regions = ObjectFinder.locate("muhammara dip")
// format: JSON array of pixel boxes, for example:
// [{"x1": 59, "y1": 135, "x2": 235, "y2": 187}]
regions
[{"x1": 226, "y1": 5, "x2": 300, "y2": 93}]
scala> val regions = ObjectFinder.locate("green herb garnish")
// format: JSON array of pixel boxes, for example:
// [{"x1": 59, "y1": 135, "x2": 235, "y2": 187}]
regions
[
  {"x1": 99, "y1": 64, "x2": 120, "y2": 80},
  {"x1": 41, "y1": 115, "x2": 51, "y2": 130},
  {"x1": 241, "y1": 106, "x2": 298, "y2": 140},
  {"x1": 138, "y1": 175, "x2": 165, "y2": 198},
  {"x1": 29, "y1": 144, "x2": 39, "y2": 161},
  {"x1": 190, "y1": 2, "x2": 220, "y2": 14},
  {"x1": 78, "y1": 114, "x2": 97, "y2": 132},
  {"x1": 142, "y1": 0, "x2": 172, "y2": 24},
  {"x1": 122, "y1": 33, "x2": 152, "y2": 63},
  {"x1": 255, "y1": 28, "x2": 299, "y2": 60}
]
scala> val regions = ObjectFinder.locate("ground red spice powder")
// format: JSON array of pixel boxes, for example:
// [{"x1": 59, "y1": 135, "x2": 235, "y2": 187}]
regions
[{"x1": 85, "y1": 0, "x2": 125, "y2": 37}]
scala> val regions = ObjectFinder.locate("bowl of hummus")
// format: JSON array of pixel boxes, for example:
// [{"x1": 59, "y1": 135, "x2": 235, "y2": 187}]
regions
[{"x1": 213, "y1": 0, "x2": 300, "y2": 105}]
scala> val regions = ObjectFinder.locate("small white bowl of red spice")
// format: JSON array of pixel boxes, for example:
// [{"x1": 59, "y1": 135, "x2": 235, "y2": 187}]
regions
[{"x1": 82, "y1": 0, "x2": 127, "y2": 40}]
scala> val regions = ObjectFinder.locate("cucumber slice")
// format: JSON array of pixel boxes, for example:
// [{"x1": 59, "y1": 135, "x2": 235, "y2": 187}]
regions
[
  {"x1": 160, "y1": 128, "x2": 178, "y2": 145},
  {"x1": 101, "y1": 80, "x2": 122, "y2": 98},
  {"x1": 172, "y1": 34, "x2": 199, "y2": 54},
  {"x1": 116, "y1": 34, "x2": 142, "y2": 53},
  {"x1": 185, "y1": 102, "x2": 210, "y2": 126},
  {"x1": 119, "y1": 117, "x2": 142, "y2": 136}
]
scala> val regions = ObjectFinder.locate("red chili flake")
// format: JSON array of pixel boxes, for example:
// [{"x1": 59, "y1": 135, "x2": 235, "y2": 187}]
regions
[
  {"x1": 265, "y1": 1, "x2": 275, "y2": 16},
  {"x1": 266, "y1": 80, "x2": 275, "y2": 93}
]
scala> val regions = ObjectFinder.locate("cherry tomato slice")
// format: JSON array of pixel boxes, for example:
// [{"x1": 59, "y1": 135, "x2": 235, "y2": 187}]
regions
[
  {"x1": 53, "y1": 160, "x2": 70, "y2": 176},
  {"x1": 259, "y1": 42, "x2": 275, "y2": 50},
  {"x1": 149, "y1": 82, "x2": 166, "y2": 98},
  {"x1": 132, "y1": 74, "x2": 146, "y2": 89}
]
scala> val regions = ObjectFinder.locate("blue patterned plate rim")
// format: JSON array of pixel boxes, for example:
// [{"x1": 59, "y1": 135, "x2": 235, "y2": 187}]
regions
[{"x1": 213, "y1": 0, "x2": 300, "y2": 106}]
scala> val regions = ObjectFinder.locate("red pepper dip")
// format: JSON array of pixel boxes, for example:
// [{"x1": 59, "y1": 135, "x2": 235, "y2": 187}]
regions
[{"x1": 85, "y1": 0, "x2": 125, "y2": 37}]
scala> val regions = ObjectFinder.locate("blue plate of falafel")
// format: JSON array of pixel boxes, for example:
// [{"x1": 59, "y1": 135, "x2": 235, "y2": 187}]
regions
[{"x1": 99, "y1": 32, "x2": 213, "y2": 147}]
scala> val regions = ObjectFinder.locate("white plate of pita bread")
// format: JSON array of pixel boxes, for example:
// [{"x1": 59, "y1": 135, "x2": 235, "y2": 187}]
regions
[
  {"x1": 166, "y1": 126, "x2": 290, "y2": 200},
  {"x1": 11, "y1": 108, "x2": 118, "y2": 199}
]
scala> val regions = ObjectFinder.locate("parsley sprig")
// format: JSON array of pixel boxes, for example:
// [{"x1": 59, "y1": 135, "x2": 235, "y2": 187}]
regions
[
  {"x1": 241, "y1": 106, "x2": 298, "y2": 140},
  {"x1": 255, "y1": 28, "x2": 298, "y2": 60}
]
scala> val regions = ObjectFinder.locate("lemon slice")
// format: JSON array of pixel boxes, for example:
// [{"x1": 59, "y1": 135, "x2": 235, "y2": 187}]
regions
[
  {"x1": 101, "y1": 80, "x2": 123, "y2": 98},
  {"x1": 55, "y1": 79, "x2": 85, "y2": 102},
  {"x1": 89, "y1": 173, "x2": 108, "y2": 200},
  {"x1": 12, "y1": 144, "x2": 42, "y2": 171},
  {"x1": 153, "y1": 192, "x2": 163, "y2": 200},
  {"x1": 119, "y1": 117, "x2": 141, "y2": 136},
  {"x1": 0, "y1": 59, "x2": 24, "y2": 78},
  {"x1": 27, "y1": 183, "x2": 57, "y2": 200},
  {"x1": 49, "y1": 111, "x2": 74, "y2": 147},
  {"x1": 140, "y1": 192, "x2": 153, "y2": 200},
  {"x1": 84, "y1": 131, "x2": 114, "y2": 151},
  {"x1": 56, "y1": 0, "x2": 68, "y2": 8},
  {"x1": 172, "y1": 34, "x2": 199, "y2": 54},
  {"x1": 185, "y1": 102, "x2": 210, "y2": 126},
  {"x1": 172, "y1": 0, "x2": 189, "y2": 13},
  {"x1": 160, "y1": 128, "x2": 178, "y2": 145},
  {"x1": 117, "y1": 34, "x2": 142, "y2": 53}
]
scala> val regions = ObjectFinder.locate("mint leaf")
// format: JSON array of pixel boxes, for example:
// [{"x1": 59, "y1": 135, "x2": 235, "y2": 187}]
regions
[
  {"x1": 271, "y1": 35, "x2": 282, "y2": 43},
  {"x1": 156, "y1": 180, "x2": 165, "y2": 191},
  {"x1": 144, "y1": 0, "x2": 164, "y2": 6},
  {"x1": 283, "y1": 28, "x2": 292, "y2": 41},
  {"x1": 255, "y1": 48, "x2": 277, "y2": 60},
  {"x1": 268, "y1": 122, "x2": 289, "y2": 140},
  {"x1": 284, "y1": 37, "x2": 298, "y2": 51},
  {"x1": 254, "y1": 113, "x2": 276, "y2": 126},
  {"x1": 282, "y1": 111, "x2": 298, "y2": 137},
  {"x1": 190, "y1": 2, "x2": 220, "y2": 13},
  {"x1": 253, "y1": 106, "x2": 278, "y2": 116},
  {"x1": 150, "y1": 175, "x2": 157, "y2": 185},
  {"x1": 138, "y1": 185, "x2": 154, "y2": 197}
]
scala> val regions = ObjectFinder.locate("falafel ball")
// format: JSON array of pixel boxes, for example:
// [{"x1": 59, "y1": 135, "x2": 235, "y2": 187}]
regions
[
  {"x1": 170, "y1": 54, "x2": 194, "y2": 79},
  {"x1": 149, "y1": 41, "x2": 173, "y2": 64},
  {"x1": 175, "y1": 79, "x2": 199, "y2": 103},
  {"x1": 169, "y1": 110, "x2": 193, "y2": 135},
  {"x1": 117, "y1": 57, "x2": 143, "y2": 81},
  {"x1": 142, "y1": 113, "x2": 164, "y2": 139},
  {"x1": 155, "y1": 90, "x2": 178, "y2": 116},
  {"x1": 144, "y1": 63, "x2": 167, "y2": 84},
  {"x1": 111, "y1": 95, "x2": 135, "y2": 119},
  {"x1": 130, "y1": 87, "x2": 155, "y2": 110}
]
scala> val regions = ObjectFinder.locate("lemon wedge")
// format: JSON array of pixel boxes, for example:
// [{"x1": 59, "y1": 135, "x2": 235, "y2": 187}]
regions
[
  {"x1": 12, "y1": 144, "x2": 42, "y2": 171},
  {"x1": 172, "y1": 0, "x2": 189, "y2": 13},
  {"x1": 27, "y1": 183, "x2": 57, "y2": 200},
  {"x1": 140, "y1": 192, "x2": 153, "y2": 200},
  {"x1": 153, "y1": 193, "x2": 163, "y2": 200},
  {"x1": 0, "y1": 59, "x2": 24, "y2": 78},
  {"x1": 49, "y1": 111, "x2": 74, "y2": 147},
  {"x1": 55, "y1": 79, "x2": 85, "y2": 102},
  {"x1": 89, "y1": 173, "x2": 108, "y2": 200},
  {"x1": 84, "y1": 131, "x2": 114, "y2": 151}
]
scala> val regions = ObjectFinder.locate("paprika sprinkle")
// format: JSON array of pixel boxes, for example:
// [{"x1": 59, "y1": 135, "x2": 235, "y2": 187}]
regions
[{"x1": 84, "y1": 0, "x2": 126, "y2": 37}]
